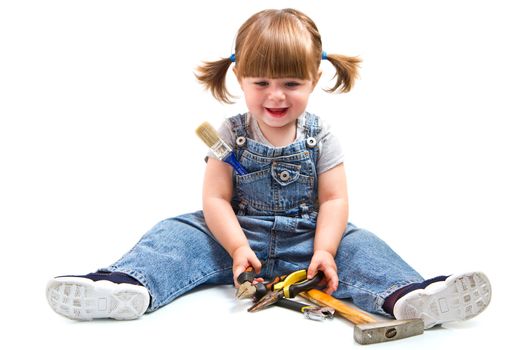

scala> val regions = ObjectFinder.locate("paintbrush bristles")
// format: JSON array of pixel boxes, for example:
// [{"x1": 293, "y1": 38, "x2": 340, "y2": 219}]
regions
[
  {"x1": 195, "y1": 121, "x2": 232, "y2": 160},
  {"x1": 195, "y1": 122, "x2": 220, "y2": 148}
]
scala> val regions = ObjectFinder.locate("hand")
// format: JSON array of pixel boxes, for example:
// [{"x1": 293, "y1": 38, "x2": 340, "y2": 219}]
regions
[
  {"x1": 231, "y1": 245, "x2": 262, "y2": 288},
  {"x1": 307, "y1": 250, "x2": 338, "y2": 295}
]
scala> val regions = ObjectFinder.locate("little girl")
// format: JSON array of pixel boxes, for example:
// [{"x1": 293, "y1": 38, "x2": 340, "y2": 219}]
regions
[{"x1": 46, "y1": 8, "x2": 491, "y2": 328}]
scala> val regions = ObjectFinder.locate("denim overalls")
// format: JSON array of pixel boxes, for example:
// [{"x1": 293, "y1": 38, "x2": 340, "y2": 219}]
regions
[{"x1": 103, "y1": 113, "x2": 423, "y2": 316}]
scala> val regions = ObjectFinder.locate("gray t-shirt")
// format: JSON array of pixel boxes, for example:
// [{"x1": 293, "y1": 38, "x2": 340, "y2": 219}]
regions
[{"x1": 207, "y1": 112, "x2": 344, "y2": 174}]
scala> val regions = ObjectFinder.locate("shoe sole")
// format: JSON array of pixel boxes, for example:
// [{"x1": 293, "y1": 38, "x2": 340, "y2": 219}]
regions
[
  {"x1": 46, "y1": 277, "x2": 150, "y2": 321},
  {"x1": 394, "y1": 272, "x2": 491, "y2": 329}
]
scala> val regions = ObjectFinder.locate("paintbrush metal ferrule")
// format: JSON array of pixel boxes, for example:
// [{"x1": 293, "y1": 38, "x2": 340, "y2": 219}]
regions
[{"x1": 209, "y1": 138, "x2": 232, "y2": 161}]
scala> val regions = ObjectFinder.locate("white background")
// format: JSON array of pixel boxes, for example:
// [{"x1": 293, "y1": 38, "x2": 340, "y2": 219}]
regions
[{"x1": 1, "y1": 0, "x2": 523, "y2": 348}]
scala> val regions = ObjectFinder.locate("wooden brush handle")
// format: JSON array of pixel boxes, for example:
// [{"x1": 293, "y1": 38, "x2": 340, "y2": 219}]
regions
[{"x1": 301, "y1": 289, "x2": 376, "y2": 325}]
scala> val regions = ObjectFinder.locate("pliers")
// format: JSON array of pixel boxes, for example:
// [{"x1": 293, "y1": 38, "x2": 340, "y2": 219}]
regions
[
  {"x1": 236, "y1": 271, "x2": 289, "y2": 300},
  {"x1": 235, "y1": 266, "x2": 256, "y2": 298},
  {"x1": 248, "y1": 270, "x2": 324, "y2": 312}
]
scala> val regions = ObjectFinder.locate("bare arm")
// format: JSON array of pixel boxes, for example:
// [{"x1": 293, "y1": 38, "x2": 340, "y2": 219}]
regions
[
  {"x1": 202, "y1": 158, "x2": 261, "y2": 284},
  {"x1": 307, "y1": 163, "x2": 349, "y2": 294},
  {"x1": 314, "y1": 163, "x2": 349, "y2": 254}
]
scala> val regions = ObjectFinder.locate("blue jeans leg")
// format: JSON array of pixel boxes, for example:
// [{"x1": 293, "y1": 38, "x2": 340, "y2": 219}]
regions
[
  {"x1": 101, "y1": 213, "x2": 423, "y2": 317},
  {"x1": 333, "y1": 223, "x2": 424, "y2": 316},
  {"x1": 101, "y1": 211, "x2": 233, "y2": 312}
]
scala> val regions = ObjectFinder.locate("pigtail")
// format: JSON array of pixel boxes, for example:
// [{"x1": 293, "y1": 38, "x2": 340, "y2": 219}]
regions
[
  {"x1": 195, "y1": 57, "x2": 235, "y2": 104},
  {"x1": 324, "y1": 54, "x2": 361, "y2": 93}
]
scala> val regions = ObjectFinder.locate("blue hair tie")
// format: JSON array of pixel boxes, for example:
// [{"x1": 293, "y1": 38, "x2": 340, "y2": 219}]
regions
[{"x1": 229, "y1": 54, "x2": 236, "y2": 63}]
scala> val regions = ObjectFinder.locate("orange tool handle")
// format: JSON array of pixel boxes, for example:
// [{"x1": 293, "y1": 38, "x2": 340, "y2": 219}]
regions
[{"x1": 301, "y1": 289, "x2": 376, "y2": 325}]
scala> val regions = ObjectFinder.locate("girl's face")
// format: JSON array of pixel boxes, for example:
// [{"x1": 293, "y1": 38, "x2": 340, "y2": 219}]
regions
[{"x1": 237, "y1": 75, "x2": 319, "y2": 130}]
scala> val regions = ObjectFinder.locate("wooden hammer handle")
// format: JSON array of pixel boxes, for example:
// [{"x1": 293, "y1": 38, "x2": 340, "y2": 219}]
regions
[{"x1": 300, "y1": 289, "x2": 376, "y2": 325}]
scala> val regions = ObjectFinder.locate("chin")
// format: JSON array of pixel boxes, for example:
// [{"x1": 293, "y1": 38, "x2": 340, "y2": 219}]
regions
[{"x1": 262, "y1": 116, "x2": 293, "y2": 128}]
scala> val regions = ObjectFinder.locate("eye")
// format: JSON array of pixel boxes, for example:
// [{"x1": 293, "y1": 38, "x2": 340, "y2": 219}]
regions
[
  {"x1": 285, "y1": 81, "x2": 301, "y2": 88},
  {"x1": 254, "y1": 81, "x2": 269, "y2": 87}
]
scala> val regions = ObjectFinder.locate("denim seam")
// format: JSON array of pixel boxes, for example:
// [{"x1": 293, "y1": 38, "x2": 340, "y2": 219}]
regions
[
  {"x1": 240, "y1": 197, "x2": 316, "y2": 212},
  {"x1": 241, "y1": 150, "x2": 310, "y2": 163},
  {"x1": 268, "y1": 227, "x2": 277, "y2": 259},
  {"x1": 244, "y1": 141, "x2": 310, "y2": 159}
]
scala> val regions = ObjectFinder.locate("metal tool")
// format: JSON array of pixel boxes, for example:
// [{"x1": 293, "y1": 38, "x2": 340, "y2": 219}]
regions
[
  {"x1": 276, "y1": 298, "x2": 335, "y2": 321},
  {"x1": 301, "y1": 289, "x2": 424, "y2": 345},
  {"x1": 235, "y1": 266, "x2": 256, "y2": 299},
  {"x1": 248, "y1": 270, "x2": 324, "y2": 312},
  {"x1": 354, "y1": 319, "x2": 425, "y2": 345},
  {"x1": 237, "y1": 273, "x2": 290, "y2": 300}
]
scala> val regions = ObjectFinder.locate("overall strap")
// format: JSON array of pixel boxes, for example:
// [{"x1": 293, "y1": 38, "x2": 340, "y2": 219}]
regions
[
  {"x1": 301, "y1": 112, "x2": 322, "y2": 218},
  {"x1": 228, "y1": 114, "x2": 249, "y2": 215},
  {"x1": 302, "y1": 112, "x2": 321, "y2": 166},
  {"x1": 229, "y1": 113, "x2": 249, "y2": 139},
  {"x1": 303, "y1": 112, "x2": 322, "y2": 139}
]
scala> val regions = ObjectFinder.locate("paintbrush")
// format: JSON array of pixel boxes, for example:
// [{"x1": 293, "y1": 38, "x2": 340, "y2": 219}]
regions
[{"x1": 195, "y1": 121, "x2": 247, "y2": 175}]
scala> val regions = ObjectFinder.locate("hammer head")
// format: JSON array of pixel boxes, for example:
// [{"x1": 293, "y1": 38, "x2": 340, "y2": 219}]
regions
[{"x1": 353, "y1": 319, "x2": 424, "y2": 345}]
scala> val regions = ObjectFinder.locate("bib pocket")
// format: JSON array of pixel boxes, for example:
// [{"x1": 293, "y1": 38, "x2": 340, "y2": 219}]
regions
[
  {"x1": 271, "y1": 162, "x2": 301, "y2": 186},
  {"x1": 233, "y1": 149, "x2": 316, "y2": 213}
]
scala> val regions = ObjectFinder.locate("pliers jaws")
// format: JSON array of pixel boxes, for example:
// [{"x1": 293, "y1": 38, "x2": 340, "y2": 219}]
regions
[{"x1": 304, "y1": 306, "x2": 336, "y2": 321}]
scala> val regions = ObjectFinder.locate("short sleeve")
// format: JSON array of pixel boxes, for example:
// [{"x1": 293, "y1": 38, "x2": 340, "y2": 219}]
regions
[{"x1": 316, "y1": 120, "x2": 345, "y2": 174}]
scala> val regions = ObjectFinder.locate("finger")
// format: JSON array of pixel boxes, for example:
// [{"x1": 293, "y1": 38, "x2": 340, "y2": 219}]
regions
[
  {"x1": 233, "y1": 278, "x2": 240, "y2": 288},
  {"x1": 324, "y1": 269, "x2": 339, "y2": 294},
  {"x1": 233, "y1": 264, "x2": 246, "y2": 278},
  {"x1": 307, "y1": 262, "x2": 319, "y2": 280},
  {"x1": 321, "y1": 278, "x2": 336, "y2": 294},
  {"x1": 310, "y1": 258, "x2": 330, "y2": 279},
  {"x1": 232, "y1": 265, "x2": 247, "y2": 288},
  {"x1": 325, "y1": 277, "x2": 339, "y2": 294},
  {"x1": 324, "y1": 285, "x2": 335, "y2": 295},
  {"x1": 249, "y1": 257, "x2": 262, "y2": 274}
]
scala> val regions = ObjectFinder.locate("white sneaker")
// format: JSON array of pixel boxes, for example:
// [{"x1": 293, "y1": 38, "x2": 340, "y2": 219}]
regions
[
  {"x1": 393, "y1": 272, "x2": 491, "y2": 329},
  {"x1": 46, "y1": 277, "x2": 150, "y2": 321}
]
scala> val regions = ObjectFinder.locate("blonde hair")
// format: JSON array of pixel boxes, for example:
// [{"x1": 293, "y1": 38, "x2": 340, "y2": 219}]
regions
[{"x1": 195, "y1": 8, "x2": 361, "y2": 104}]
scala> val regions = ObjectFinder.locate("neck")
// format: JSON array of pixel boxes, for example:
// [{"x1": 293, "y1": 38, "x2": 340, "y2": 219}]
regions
[{"x1": 257, "y1": 121, "x2": 297, "y2": 147}]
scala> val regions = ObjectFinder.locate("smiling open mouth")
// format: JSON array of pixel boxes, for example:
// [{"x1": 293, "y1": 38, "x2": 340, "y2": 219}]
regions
[{"x1": 265, "y1": 107, "x2": 289, "y2": 117}]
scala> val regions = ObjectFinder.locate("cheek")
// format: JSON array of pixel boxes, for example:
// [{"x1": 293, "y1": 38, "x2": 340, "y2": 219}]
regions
[
  {"x1": 245, "y1": 93, "x2": 263, "y2": 108},
  {"x1": 292, "y1": 93, "x2": 309, "y2": 107}
]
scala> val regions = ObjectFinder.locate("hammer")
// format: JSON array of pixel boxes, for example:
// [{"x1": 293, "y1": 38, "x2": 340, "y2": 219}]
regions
[{"x1": 301, "y1": 289, "x2": 424, "y2": 345}]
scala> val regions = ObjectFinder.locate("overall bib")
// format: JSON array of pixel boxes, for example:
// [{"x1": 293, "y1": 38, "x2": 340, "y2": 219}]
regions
[{"x1": 103, "y1": 113, "x2": 423, "y2": 315}]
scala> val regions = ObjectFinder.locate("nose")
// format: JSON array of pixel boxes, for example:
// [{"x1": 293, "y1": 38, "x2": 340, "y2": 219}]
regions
[{"x1": 268, "y1": 86, "x2": 285, "y2": 101}]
